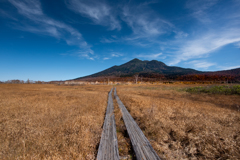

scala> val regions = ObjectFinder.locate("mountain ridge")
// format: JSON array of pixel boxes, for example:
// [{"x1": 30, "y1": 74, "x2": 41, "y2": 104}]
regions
[{"x1": 74, "y1": 58, "x2": 240, "y2": 81}]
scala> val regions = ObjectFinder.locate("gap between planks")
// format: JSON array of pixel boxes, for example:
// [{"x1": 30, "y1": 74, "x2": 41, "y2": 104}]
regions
[
  {"x1": 114, "y1": 88, "x2": 161, "y2": 160},
  {"x1": 97, "y1": 88, "x2": 161, "y2": 160}
]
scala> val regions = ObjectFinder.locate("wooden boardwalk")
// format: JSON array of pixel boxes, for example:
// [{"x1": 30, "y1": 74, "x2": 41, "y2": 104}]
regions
[
  {"x1": 97, "y1": 88, "x2": 120, "y2": 160},
  {"x1": 114, "y1": 88, "x2": 161, "y2": 160}
]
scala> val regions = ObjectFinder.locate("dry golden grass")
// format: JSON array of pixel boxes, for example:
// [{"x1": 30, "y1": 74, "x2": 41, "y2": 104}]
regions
[
  {"x1": 116, "y1": 84, "x2": 240, "y2": 159},
  {"x1": 0, "y1": 84, "x2": 111, "y2": 159},
  {"x1": 1, "y1": 83, "x2": 240, "y2": 159}
]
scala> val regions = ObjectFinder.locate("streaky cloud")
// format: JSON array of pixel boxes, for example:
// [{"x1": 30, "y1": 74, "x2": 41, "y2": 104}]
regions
[
  {"x1": 122, "y1": 6, "x2": 172, "y2": 38},
  {"x1": 102, "y1": 52, "x2": 123, "y2": 60},
  {"x1": 170, "y1": 0, "x2": 240, "y2": 65},
  {"x1": 101, "y1": 2, "x2": 178, "y2": 47},
  {"x1": 0, "y1": 9, "x2": 18, "y2": 21},
  {"x1": 136, "y1": 53, "x2": 163, "y2": 59},
  {"x1": 187, "y1": 60, "x2": 215, "y2": 70},
  {"x1": 219, "y1": 65, "x2": 240, "y2": 70},
  {"x1": 66, "y1": 0, "x2": 121, "y2": 30},
  {"x1": 8, "y1": 0, "x2": 94, "y2": 60},
  {"x1": 103, "y1": 57, "x2": 110, "y2": 60},
  {"x1": 186, "y1": 0, "x2": 219, "y2": 24},
  {"x1": 111, "y1": 52, "x2": 123, "y2": 57}
]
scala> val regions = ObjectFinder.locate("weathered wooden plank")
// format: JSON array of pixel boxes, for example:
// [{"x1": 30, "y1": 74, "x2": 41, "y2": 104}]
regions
[
  {"x1": 97, "y1": 88, "x2": 120, "y2": 160},
  {"x1": 114, "y1": 88, "x2": 161, "y2": 160}
]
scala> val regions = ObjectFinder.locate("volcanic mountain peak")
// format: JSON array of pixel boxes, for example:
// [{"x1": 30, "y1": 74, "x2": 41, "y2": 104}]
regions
[
  {"x1": 129, "y1": 58, "x2": 142, "y2": 62},
  {"x1": 125, "y1": 58, "x2": 166, "y2": 66},
  {"x1": 75, "y1": 59, "x2": 201, "y2": 80},
  {"x1": 74, "y1": 58, "x2": 240, "y2": 81}
]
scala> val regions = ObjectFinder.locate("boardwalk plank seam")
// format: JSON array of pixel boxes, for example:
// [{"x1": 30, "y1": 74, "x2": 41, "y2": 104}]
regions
[
  {"x1": 97, "y1": 88, "x2": 120, "y2": 160},
  {"x1": 114, "y1": 88, "x2": 161, "y2": 160}
]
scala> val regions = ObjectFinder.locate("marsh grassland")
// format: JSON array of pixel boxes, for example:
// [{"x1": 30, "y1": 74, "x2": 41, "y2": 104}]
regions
[
  {"x1": 0, "y1": 84, "x2": 111, "y2": 159},
  {"x1": 116, "y1": 84, "x2": 240, "y2": 159},
  {"x1": 0, "y1": 84, "x2": 240, "y2": 159}
]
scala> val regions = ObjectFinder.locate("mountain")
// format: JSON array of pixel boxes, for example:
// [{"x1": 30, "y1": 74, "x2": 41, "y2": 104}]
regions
[
  {"x1": 74, "y1": 58, "x2": 240, "y2": 81},
  {"x1": 74, "y1": 58, "x2": 202, "y2": 80}
]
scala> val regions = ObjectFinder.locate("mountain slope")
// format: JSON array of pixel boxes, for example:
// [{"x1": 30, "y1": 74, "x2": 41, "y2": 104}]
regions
[
  {"x1": 207, "y1": 68, "x2": 240, "y2": 76},
  {"x1": 75, "y1": 58, "x2": 202, "y2": 80},
  {"x1": 73, "y1": 58, "x2": 240, "y2": 81}
]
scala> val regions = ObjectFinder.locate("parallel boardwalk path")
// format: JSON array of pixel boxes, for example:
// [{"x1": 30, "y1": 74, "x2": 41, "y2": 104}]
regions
[
  {"x1": 114, "y1": 88, "x2": 161, "y2": 160},
  {"x1": 97, "y1": 88, "x2": 120, "y2": 160}
]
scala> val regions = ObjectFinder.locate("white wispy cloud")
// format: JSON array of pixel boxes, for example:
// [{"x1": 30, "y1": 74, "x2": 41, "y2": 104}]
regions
[
  {"x1": 103, "y1": 57, "x2": 110, "y2": 60},
  {"x1": 111, "y1": 52, "x2": 123, "y2": 57},
  {"x1": 174, "y1": 31, "x2": 188, "y2": 39},
  {"x1": 235, "y1": 42, "x2": 240, "y2": 48},
  {"x1": 121, "y1": 4, "x2": 173, "y2": 40},
  {"x1": 100, "y1": 37, "x2": 117, "y2": 43},
  {"x1": 170, "y1": 0, "x2": 240, "y2": 65},
  {"x1": 102, "y1": 52, "x2": 123, "y2": 60},
  {"x1": 186, "y1": 0, "x2": 219, "y2": 24},
  {"x1": 136, "y1": 53, "x2": 163, "y2": 59},
  {"x1": 75, "y1": 50, "x2": 95, "y2": 60},
  {"x1": 66, "y1": 0, "x2": 121, "y2": 30},
  {"x1": 99, "y1": 2, "x2": 179, "y2": 48},
  {"x1": 187, "y1": 60, "x2": 215, "y2": 70},
  {"x1": 0, "y1": 9, "x2": 18, "y2": 21},
  {"x1": 8, "y1": 0, "x2": 94, "y2": 59},
  {"x1": 219, "y1": 65, "x2": 240, "y2": 70},
  {"x1": 170, "y1": 31, "x2": 240, "y2": 65}
]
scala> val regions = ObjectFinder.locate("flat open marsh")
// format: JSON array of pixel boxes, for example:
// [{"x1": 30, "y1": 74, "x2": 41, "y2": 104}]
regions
[
  {"x1": 117, "y1": 84, "x2": 240, "y2": 159},
  {"x1": 0, "y1": 84, "x2": 111, "y2": 159},
  {"x1": 0, "y1": 84, "x2": 240, "y2": 159}
]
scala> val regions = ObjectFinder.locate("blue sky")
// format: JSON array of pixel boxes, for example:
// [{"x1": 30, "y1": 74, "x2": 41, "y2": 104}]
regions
[{"x1": 0, "y1": 0, "x2": 240, "y2": 81}]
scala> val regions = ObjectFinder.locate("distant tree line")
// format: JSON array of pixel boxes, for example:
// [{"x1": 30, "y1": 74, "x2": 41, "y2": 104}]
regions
[
  {"x1": 176, "y1": 74, "x2": 239, "y2": 83},
  {"x1": 1, "y1": 79, "x2": 47, "y2": 84},
  {"x1": 1, "y1": 74, "x2": 239, "y2": 84}
]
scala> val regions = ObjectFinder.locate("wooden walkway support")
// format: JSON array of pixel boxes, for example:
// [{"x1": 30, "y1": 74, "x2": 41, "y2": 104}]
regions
[
  {"x1": 114, "y1": 88, "x2": 161, "y2": 160},
  {"x1": 97, "y1": 88, "x2": 120, "y2": 160}
]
